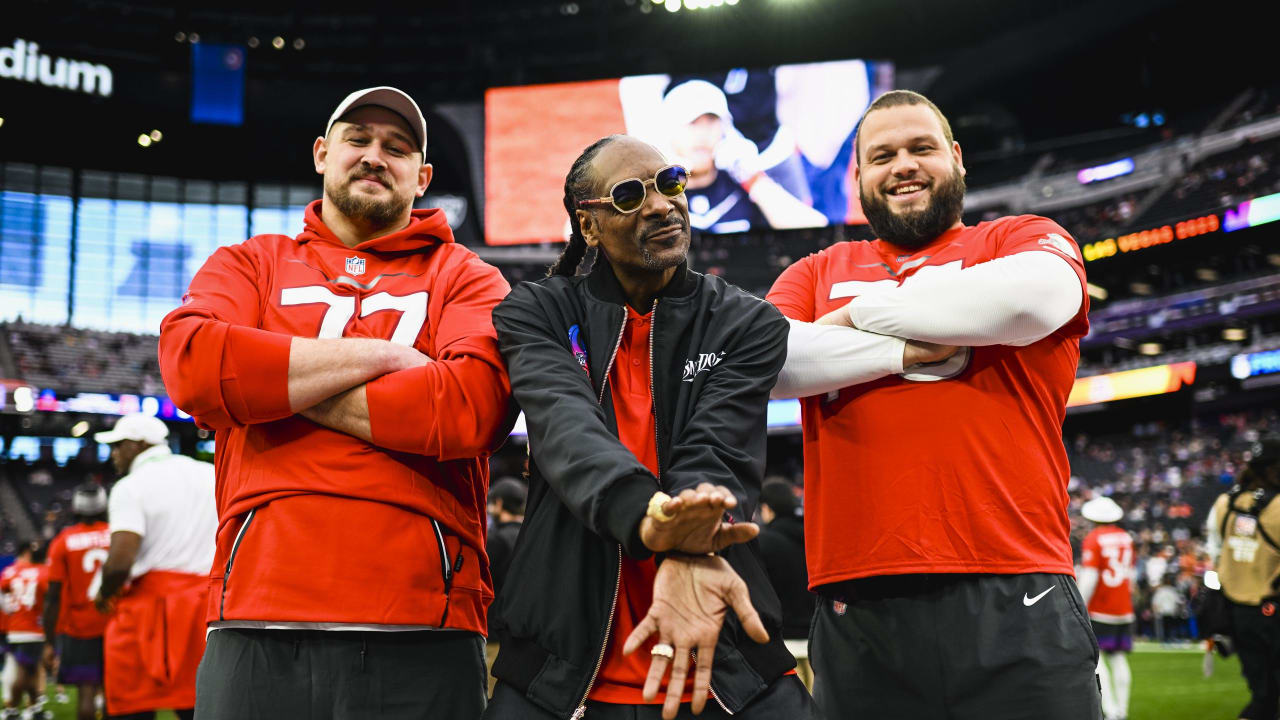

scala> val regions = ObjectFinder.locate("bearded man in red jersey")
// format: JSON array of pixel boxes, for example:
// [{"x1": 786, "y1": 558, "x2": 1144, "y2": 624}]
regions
[
  {"x1": 768, "y1": 90, "x2": 1102, "y2": 720},
  {"x1": 159, "y1": 86, "x2": 512, "y2": 720}
]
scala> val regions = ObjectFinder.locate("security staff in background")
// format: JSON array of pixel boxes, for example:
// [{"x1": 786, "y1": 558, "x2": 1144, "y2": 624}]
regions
[{"x1": 1208, "y1": 436, "x2": 1280, "y2": 720}]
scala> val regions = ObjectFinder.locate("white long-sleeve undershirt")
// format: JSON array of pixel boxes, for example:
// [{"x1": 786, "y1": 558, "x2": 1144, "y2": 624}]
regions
[
  {"x1": 772, "y1": 320, "x2": 904, "y2": 399},
  {"x1": 845, "y1": 250, "x2": 1084, "y2": 347},
  {"x1": 1077, "y1": 566, "x2": 1100, "y2": 606}
]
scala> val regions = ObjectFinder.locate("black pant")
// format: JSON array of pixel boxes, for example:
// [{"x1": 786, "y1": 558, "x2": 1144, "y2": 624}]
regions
[
  {"x1": 195, "y1": 628, "x2": 487, "y2": 720},
  {"x1": 810, "y1": 573, "x2": 1102, "y2": 720},
  {"x1": 1232, "y1": 601, "x2": 1280, "y2": 720},
  {"x1": 484, "y1": 675, "x2": 819, "y2": 719}
]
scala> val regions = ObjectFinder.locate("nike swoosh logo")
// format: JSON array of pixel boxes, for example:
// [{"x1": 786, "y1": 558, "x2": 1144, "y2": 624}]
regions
[{"x1": 1023, "y1": 587, "x2": 1055, "y2": 606}]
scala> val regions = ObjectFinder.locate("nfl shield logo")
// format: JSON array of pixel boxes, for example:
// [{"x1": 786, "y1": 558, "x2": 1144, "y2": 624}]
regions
[
  {"x1": 345, "y1": 256, "x2": 366, "y2": 276},
  {"x1": 832, "y1": 600, "x2": 847, "y2": 616}
]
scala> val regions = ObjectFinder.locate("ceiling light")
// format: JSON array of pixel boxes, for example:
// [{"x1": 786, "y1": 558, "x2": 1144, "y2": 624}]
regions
[
  {"x1": 174, "y1": 31, "x2": 186, "y2": 42},
  {"x1": 137, "y1": 134, "x2": 153, "y2": 147},
  {"x1": 150, "y1": 129, "x2": 163, "y2": 142},
  {"x1": 70, "y1": 421, "x2": 90, "y2": 437},
  {"x1": 293, "y1": 38, "x2": 306, "y2": 50},
  {"x1": 1195, "y1": 267, "x2": 1219, "y2": 282},
  {"x1": 247, "y1": 36, "x2": 260, "y2": 48},
  {"x1": 272, "y1": 36, "x2": 285, "y2": 49},
  {"x1": 1129, "y1": 282, "x2": 1152, "y2": 296},
  {"x1": 189, "y1": 33, "x2": 200, "y2": 43},
  {"x1": 1139, "y1": 343, "x2": 1162, "y2": 355},
  {"x1": 1223, "y1": 327, "x2": 1247, "y2": 341},
  {"x1": 665, "y1": 0, "x2": 681, "y2": 11},
  {"x1": 1086, "y1": 283, "x2": 1108, "y2": 301}
]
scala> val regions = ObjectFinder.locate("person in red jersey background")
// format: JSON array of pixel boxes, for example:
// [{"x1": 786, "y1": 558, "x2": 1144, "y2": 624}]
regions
[
  {"x1": 767, "y1": 90, "x2": 1101, "y2": 720},
  {"x1": 1, "y1": 542, "x2": 49, "y2": 714},
  {"x1": 1078, "y1": 496, "x2": 1136, "y2": 720},
  {"x1": 159, "y1": 86, "x2": 512, "y2": 720},
  {"x1": 42, "y1": 483, "x2": 112, "y2": 720}
]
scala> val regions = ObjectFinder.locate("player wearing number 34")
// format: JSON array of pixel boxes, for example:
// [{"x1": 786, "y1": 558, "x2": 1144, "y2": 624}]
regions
[
  {"x1": 767, "y1": 90, "x2": 1101, "y2": 720},
  {"x1": 159, "y1": 86, "x2": 513, "y2": 719}
]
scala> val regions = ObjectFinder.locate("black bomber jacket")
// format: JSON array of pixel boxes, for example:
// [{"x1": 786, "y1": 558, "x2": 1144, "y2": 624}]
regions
[{"x1": 489, "y1": 258, "x2": 795, "y2": 718}]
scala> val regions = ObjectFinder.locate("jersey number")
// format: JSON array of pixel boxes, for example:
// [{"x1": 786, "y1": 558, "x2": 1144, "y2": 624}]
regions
[
  {"x1": 83, "y1": 547, "x2": 109, "y2": 601},
  {"x1": 280, "y1": 286, "x2": 428, "y2": 346},
  {"x1": 1100, "y1": 544, "x2": 1132, "y2": 588},
  {"x1": 9, "y1": 576, "x2": 38, "y2": 610},
  {"x1": 828, "y1": 261, "x2": 971, "y2": 382}
]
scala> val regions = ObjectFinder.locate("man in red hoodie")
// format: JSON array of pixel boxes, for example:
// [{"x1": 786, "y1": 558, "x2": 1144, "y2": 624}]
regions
[{"x1": 159, "y1": 86, "x2": 513, "y2": 719}]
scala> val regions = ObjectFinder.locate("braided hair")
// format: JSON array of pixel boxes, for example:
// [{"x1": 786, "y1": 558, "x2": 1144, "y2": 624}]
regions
[{"x1": 548, "y1": 135, "x2": 624, "y2": 277}]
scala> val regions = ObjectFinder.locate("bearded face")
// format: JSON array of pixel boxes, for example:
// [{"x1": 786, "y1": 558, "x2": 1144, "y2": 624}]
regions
[
  {"x1": 855, "y1": 103, "x2": 968, "y2": 250},
  {"x1": 324, "y1": 165, "x2": 414, "y2": 229},
  {"x1": 859, "y1": 160, "x2": 966, "y2": 250}
]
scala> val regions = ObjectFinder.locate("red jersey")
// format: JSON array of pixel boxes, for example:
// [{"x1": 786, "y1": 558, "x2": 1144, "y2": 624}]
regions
[
  {"x1": 47, "y1": 521, "x2": 112, "y2": 638},
  {"x1": 1081, "y1": 526, "x2": 1136, "y2": 623},
  {"x1": 591, "y1": 306, "x2": 694, "y2": 705},
  {"x1": 767, "y1": 216, "x2": 1089, "y2": 587},
  {"x1": 158, "y1": 200, "x2": 512, "y2": 632},
  {"x1": 1, "y1": 560, "x2": 48, "y2": 641}
]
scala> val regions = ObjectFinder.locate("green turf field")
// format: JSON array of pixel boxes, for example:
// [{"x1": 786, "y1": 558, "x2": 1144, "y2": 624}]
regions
[
  {"x1": 1126, "y1": 642, "x2": 1249, "y2": 720},
  {"x1": 26, "y1": 644, "x2": 1251, "y2": 719}
]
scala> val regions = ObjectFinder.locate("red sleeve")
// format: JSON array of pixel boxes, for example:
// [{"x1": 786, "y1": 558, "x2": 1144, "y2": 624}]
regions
[
  {"x1": 1081, "y1": 532, "x2": 1100, "y2": 569},
  {"x1": 994, "y1": 215, "x2": 1089, "y2": 336},
  {"x1": 364, "y1": 252, "x2": 514, "y2": 459},
  {"x1": 159, "y1": 242, "x2": 294, "y2": 430},
  {"x1": 45, "y1": 536, "x2": 66, "y2": 584},
  {"x1": 766, "y1": 253, "x2": 818, "y2": 322}
]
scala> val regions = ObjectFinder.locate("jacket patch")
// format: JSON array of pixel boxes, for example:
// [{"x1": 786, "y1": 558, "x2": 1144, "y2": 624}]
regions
[
  {"x1": 345, "y1": 256, "x2": 367, "y2": 276},
  {"x1": 568, "y1": 325, "x2": 589, "y2": 373},
  {"x1": 683, "y1": 351, "x2": 724, "y2": 382}
]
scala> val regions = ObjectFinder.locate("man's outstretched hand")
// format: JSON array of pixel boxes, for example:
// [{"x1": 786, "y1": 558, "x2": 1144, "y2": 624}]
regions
[
  {"x1": 622, "y1": 554, "x2": 770, "y2": 719},
  {"x1": 638, "y1": 483, "x2": 758, "y2": 555}
]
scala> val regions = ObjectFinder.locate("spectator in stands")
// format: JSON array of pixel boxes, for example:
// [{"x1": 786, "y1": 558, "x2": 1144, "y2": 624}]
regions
[
  {"x1": 1206, "y1": 436, "x2": 1280, "y2": 720},
  {"x1": 485, "y1": 477, "x2": 526, "y2": 639},
  {"x1": 756, "y1": 479, "x2": 812, "y2": 640},
  {"x1": 1151, "y1": 576, "x2": 1185, "y2": 643},
  {"x1": 42, "y1": 483, "x2": 110, "y2": 720},
  {"x1": 93, "y1": 413, "x2": 215, "y2": 720},
  {"x1": 159, "y1": 86, "x2": 512, "y2": 719}
]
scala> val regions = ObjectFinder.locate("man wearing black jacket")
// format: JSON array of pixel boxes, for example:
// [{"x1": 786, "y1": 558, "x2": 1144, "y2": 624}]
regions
[
  {"x1": 757, "y1": 480, "x2": 813, "y2": 640},
  {"x1": 485, "y1": 135, "x2": 814, "y2": 720}
]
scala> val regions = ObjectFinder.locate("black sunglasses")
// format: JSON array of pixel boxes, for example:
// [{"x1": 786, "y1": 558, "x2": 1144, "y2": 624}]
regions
[{"x1": 577, "y1": 164, "x2": 691, "y2": 214}]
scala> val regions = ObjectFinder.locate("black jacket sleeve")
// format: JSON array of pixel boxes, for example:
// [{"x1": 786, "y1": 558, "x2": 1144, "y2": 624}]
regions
[
  {"x1": 493, "y1": 281, "x2": 658, "y2": 559},
  {"x1": 662, "y1": 294, "x2": 789, "y2": 516}
]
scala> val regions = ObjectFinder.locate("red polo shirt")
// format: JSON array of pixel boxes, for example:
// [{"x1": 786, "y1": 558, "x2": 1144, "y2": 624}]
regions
[{"x1": 590, "y1": 305, "x2": 695, "y2": 705}]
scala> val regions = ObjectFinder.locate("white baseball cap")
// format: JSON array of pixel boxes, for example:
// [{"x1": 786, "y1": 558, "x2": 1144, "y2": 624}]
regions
[
  {"x1": 94, "y1": 413, "x2": 170, "y2": 445},
  {"x1": 1080, "y1": 496, "x2": 1124, "y2": 524},
  {"x1": 661, "y1": 80, "x2": 733, "y2": 128},
  {"x1": 325, "y1": 86, "x2": 428, "y2": 162}
]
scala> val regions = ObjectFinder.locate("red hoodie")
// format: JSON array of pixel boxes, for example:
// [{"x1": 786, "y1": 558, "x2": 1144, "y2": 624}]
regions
[{"x1": 158, "y1": 200, "x2": 512, "y2": 634}]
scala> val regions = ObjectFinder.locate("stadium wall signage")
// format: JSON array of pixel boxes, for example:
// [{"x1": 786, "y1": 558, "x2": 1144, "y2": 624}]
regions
[
  {"x1": 1231, "y1": 348, "x2": 1280, "y2": 379},
  {"x1": 1081, "y1": 214, "x2": 1221, "y2": 262},
  {"x1": 1224, "y1": 191, "x2": 1280, "y2": 233},
  {"x1": 0, "y1": 38, "x2": 113, "y2": 97},
  {"x1": 1066, "y1": 361, "x2": 1197, "y2": 407}
]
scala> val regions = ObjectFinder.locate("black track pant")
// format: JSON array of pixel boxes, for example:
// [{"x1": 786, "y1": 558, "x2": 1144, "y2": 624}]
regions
[
  {"x1": 195, "y1": 628, "x2": 487, "y2": 720},
  {"x1": 810, "y1": 572, "x2": 1102, "y2": 720}
]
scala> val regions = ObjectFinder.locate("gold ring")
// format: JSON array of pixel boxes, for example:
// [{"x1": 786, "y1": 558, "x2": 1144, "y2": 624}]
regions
[
  {"x1": 650, "y1": 643, "x2": 675, "y2": 659},
  {"x1": 647, "y1": 492, "x2": 674, "y2": 522}
]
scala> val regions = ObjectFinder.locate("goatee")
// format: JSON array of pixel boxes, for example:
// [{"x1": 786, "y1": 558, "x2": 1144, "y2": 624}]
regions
[
  {"x1": 861, "y1": 168, "x2": 966, "y2": 250},
  {"x1": 326, "y1": 173, "x2": 409, "y2": 229}
]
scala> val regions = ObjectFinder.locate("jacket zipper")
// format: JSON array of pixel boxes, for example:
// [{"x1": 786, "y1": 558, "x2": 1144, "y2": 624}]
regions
[
  {"x1": 219, "y1": 508, "x2": 257, "y2": 621},
  {"x1": 574, "y1": 309, "x2": 629, "y2": 719},
  {"x1": 431, "y1": 518, "x2": 454, "y2": 626},
  {"x1": 650, "y1": 298, "x2": 734, "y2": 716}
]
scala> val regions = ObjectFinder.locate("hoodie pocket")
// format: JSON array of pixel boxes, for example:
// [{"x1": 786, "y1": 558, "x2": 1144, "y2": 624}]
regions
[{"x1": 219, "y1": 508, "x2": 257, "y2": 621}]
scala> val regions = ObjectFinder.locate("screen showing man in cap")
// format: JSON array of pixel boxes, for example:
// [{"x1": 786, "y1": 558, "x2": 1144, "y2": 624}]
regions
[
  {"x1": 158, "y1": 85, "x2": 512, "y2": 719},
  {"x1": 663, "y1": 80, "x2": 827, "y2": 233},
  {"x1": 92, "y1": 412, "x2": 217, "y2": 720},
  {"x1": 1078, "y1": 495, "x2": 1136, "y2": 720}
]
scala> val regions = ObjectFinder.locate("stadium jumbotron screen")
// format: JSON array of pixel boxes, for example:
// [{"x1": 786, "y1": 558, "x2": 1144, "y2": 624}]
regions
[{"x1": 484, "y1": 59, "x2": 893, "y2": 245}]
